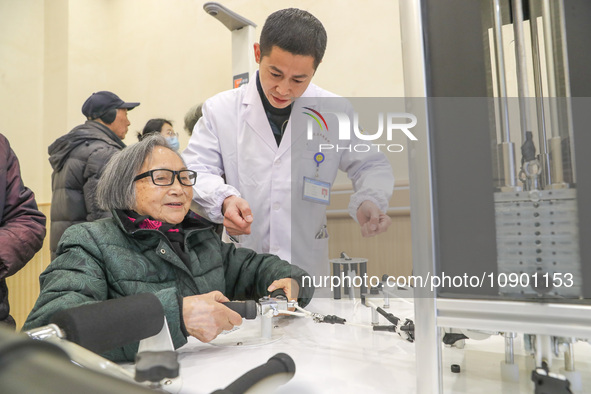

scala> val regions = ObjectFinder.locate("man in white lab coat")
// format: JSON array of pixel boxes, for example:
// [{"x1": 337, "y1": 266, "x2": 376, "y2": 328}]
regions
[{"x1": 183, "y1": 8, "x2": 394, "y2": 279}]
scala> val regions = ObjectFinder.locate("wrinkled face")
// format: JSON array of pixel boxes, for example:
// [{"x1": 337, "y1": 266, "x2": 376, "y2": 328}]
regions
[
  {"x1": 109, "y1": 108, "x2": 131, "y2": 140},
  {"x1": 134, "y1": 147, "x2": 193, "y2": 224},
  {"x1": 255, "y1": 44, "x2": 316, "y2": 109}
]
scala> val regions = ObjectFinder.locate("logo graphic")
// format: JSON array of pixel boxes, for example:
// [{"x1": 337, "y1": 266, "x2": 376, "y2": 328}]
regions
[
  {"x1": 303, "y1": 107, "x2": 329, "y2": 132},
  {"x1": 233, "y1": 72, "x2": 249, "y2": 89},
  {"x1": 303, "y1": 108, "x2": 418, "y2": 153}
]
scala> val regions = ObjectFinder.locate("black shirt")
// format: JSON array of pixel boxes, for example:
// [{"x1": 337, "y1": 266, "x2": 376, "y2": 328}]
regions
[{"x1": 256, "y1": 73, "x2": 292, "y2": 146}]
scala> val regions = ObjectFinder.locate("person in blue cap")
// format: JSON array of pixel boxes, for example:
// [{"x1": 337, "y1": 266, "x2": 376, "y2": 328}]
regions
[{"x1": 47, "y1": 91, "x2": 140, "y2": 260}]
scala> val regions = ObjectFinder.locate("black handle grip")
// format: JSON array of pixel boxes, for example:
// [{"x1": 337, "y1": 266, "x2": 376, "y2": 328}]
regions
[
  {"x1": 376, "y1": 307, "x2": 400, "y2": 326},
  {"x1": 373, "y1": 325, "x2": 397, "y2": 332},
  {"x1": 269, "y1": 289, "x2": 287, "y2": 299},
  {"x1": 321, "y1": 315, "x2": 346, "y2": 325},
  {"x1": 212, "y1": 353, "x2": 296, "y2": 394},
  {"x1": 50, "y1": 293, "x2": 164, "y2": 354},
  {"x1": 224, "y1": 300, "x2": 257, "y2": 319}
]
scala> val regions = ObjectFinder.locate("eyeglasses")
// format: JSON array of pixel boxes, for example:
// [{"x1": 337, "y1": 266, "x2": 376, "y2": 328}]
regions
[
  {"x1": 163, "y1": 131, "x2": 178, "y2": 138},
  {"x1": 133, "y1": 169, "x2": 197, "y2": 186}
]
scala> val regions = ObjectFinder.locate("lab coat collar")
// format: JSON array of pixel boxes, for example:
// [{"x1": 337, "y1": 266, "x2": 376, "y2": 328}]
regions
[{"x1": 242, "y1": 74, "x2": 280, "y2": 153}]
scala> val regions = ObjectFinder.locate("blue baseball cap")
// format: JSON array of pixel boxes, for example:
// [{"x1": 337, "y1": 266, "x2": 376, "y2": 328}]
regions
[{"x1": 81, "y1": 91, "x2": 140, "y2": 119}]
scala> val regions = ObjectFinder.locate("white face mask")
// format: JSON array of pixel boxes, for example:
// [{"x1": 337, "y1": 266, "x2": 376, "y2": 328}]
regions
[{"x1": 166, "y1": 136, "x2": 180, "y2": 151}]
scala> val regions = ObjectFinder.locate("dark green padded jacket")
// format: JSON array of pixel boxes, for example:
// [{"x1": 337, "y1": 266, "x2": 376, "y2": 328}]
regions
[{"x1": 23, "y1": 210, "x2": 312, "y2": 361}]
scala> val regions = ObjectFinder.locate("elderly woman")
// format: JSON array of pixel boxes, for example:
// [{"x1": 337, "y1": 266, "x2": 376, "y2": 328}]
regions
[{"x1": 23, "y1": 134, "x2": 312, "y2": 361}]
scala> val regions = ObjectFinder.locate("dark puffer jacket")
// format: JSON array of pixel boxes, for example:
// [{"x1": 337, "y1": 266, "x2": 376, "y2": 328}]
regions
[
  {"x1": 48, "y1": 121, "x2": 125, "y2": 260},
  {"x1": 0, "y1": 133, "x2": 46, "y2": 328},
  {"x1": 23, "y1": 210, "x2": 313, "y2": 362}
]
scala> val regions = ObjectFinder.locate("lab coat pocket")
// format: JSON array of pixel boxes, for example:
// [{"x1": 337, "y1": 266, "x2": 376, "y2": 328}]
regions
[
  {"x1": 312, "y1": 224, "x2": 329, "y2": 250},
  {"x1": 312, "y1": 236, "x2": 329, "y2": 251}
]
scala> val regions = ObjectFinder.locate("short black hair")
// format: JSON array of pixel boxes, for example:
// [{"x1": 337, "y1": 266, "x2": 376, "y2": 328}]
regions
[
  {"x1": 137, "y1": 118, "x2": 173, "y2": 141},
  {"x1": 259, "y1": 8, "x2": 327, "y2": 70}
]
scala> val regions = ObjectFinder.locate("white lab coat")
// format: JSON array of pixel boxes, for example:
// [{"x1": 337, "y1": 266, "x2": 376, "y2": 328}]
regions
[{"x1": 182, "y1": 76, "x2": 394, "y2": 277}]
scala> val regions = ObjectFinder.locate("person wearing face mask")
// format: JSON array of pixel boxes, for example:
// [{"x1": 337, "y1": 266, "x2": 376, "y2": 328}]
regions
[{"x1": 137, "y1": 118, "x2": 180, "y2": 151}]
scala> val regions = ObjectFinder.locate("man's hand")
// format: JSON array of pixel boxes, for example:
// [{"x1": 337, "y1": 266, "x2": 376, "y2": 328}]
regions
[
  {"x1": 222, "y1": 195, "x2": 253, "y2": 236},
  {"x1": 267, "y1": 278, "x2": 300, "y2": 302},
  {"x1": 356, "y1": 200, "x2": 392, "y2": 237},
  {"x1": 182, "y1": 291, "x2": 243, "y2": 343},
  {"x1": 268, "y1": 278, "x2": 300, "y2": 312}
]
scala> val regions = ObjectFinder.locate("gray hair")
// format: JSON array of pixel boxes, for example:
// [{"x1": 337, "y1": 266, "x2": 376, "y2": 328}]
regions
[
  {"x1": 183, "y1": 103, "x2": 203, "y2": 136},
  {"x1": 96, "y1": 134, "x2": 186, "y2": 211}
]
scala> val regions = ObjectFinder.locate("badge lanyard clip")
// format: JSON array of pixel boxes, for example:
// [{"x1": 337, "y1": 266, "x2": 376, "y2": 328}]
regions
[{"x1": 314, "y1": 152, "x2": 325, "y2": 178}]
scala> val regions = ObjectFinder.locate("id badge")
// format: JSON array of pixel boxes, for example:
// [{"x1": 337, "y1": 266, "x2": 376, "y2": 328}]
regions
[{"x1": 303, "y1": 176, "x2": 331, "y2": 205}]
